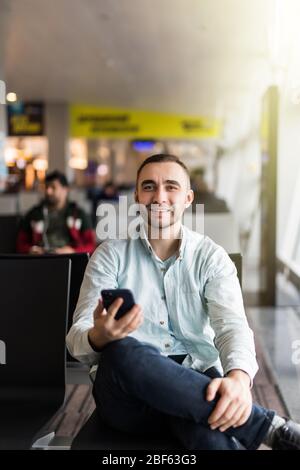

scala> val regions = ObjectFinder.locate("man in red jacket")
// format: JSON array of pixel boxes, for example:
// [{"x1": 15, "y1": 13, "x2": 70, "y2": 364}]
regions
[{"x1": 17, "y1": 170, "x2": 96, "y2": 255}]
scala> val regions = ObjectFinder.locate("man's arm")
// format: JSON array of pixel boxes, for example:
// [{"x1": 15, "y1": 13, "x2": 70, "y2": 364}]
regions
[
  {"x1": 88, "y1": 297, "x2": 143, "y2": 351},
  {"x1": 203, "y1": 246, "x2": 257, "y2": 430},
  {"x1": 66, "y1": 242, "x2": 118, "y2": 364},
  {"x1": 204, "y1": 247, "x2": 258, "y2": 382},
  {"x1": 73, "y1": 209, "x2": 96, "y2": 254},
  {"x1": 226, "y1": 369, "x2": 251, "y2": 387},
  {"x1": 66, "y1": 241, "x2": 143, "y2": 364},
  {"x1": 206, "y1": 368, "x2": 252, "y2": 432},
  {"x1": 73, "y1": 228, "x2": 96, "y2": 254}
]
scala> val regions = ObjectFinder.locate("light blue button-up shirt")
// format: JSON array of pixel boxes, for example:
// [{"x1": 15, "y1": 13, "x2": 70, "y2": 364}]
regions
[{"x1": 66, "y1": 224, "x2": 258, "y2": 381}]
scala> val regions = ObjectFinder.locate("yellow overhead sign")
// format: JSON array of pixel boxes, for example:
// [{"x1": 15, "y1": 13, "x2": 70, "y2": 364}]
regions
[{"x1": 70, "y1": 105, "x2": 221, "y2": 139}]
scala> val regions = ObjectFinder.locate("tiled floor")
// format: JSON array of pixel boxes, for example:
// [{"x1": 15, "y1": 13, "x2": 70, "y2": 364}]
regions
[
  {"x1": 248, "y1": 306, "x2": 300, "y2": 422},
  {"x1": 243, "y1": 261, "x2": 300, "y2": 421}
]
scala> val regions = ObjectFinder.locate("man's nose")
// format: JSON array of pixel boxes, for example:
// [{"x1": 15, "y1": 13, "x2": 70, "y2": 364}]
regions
[{"x1": 152, "y1": 186, "x2": 167, "y2": 204}]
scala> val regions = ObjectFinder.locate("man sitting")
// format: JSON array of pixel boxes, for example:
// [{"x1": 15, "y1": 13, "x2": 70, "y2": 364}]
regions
[
  {"x1": 17, "y1": 170, "x2": 96, "y2": 255},
  {"x1": 67, "y1": 154, "x2": 300, "y2": 450}
]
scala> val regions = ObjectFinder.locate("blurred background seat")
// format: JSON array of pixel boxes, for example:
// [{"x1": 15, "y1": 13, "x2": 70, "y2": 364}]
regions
[
  {"x1": 0, "y1": 252, "x2": 90, "y2": 367},
  {"x1": 0, "y1": 215, "x2": 21, "y2": 253},
  {"x1": 0, "y1": 256, "x2": 71, "y2": 449}
]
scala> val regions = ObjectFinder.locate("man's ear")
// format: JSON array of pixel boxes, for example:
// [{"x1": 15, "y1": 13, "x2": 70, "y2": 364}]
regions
[
  {"x1": 185, "y1": 189, "x2": 194, "y2": 208},
  {"x1": 134, "y1": 190, "x2": 138, "y2": 203}
]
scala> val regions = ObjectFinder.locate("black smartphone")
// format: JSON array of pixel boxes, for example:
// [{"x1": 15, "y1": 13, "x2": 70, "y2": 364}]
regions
[{"x1": 101, "y1": 289, "x2": 136, "y2": 320}]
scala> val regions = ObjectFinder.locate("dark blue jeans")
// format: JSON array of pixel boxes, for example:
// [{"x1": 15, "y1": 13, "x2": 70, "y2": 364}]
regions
[{"x1": 93, "y1": 337, "x2": 275, "y2": 450}]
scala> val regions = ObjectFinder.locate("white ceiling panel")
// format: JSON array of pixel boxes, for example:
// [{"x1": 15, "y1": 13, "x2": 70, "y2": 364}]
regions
[{"x1": 1, "y1": 0, "x2": 271, "y2": 119}]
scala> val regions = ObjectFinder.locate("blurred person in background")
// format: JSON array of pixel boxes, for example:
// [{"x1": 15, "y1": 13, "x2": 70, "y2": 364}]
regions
[
  {"x1": 89, "y1": 180, "x2": 120, "y2": 226},
  {"x1": 16, "y1": 170, "x2": 96, "y2": 255},
  {"x1": 100, "y1": 181, "x2": 119, "y2": 202},
  {"x1": 191, "y1": 168, "x2": 229, "y2": 213}
]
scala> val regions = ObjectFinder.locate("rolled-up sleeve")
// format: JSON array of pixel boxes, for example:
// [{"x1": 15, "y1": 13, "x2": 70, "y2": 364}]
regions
[
  {"x1": 204, "y1": 247, "x2": 258, "y2": 384},
  {"x1": 66, "y1": 241, "x2": 118, "y2": 365}
]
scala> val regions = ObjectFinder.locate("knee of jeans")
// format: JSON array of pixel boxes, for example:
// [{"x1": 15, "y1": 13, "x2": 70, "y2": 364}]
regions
[
  {"x1": 100, "y1": 337, "x2": 160, "y2": 369},
  {"x1": 100, "y1": 337, "x2": 140, "y2": 365}
]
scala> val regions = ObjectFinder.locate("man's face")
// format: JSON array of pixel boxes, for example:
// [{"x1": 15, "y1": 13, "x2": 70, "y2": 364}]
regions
[
  {"x1": 135, "y1": 162, "x2": 194, "y2": 229},
  {"x1": 45, "y1": 179, "x2": 68, "y2": 208}
]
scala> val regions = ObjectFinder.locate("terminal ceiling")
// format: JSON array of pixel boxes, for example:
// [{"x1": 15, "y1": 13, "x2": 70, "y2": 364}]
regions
[{"x1": 2, "y1": 0, "x2": 272, "y2": 129}]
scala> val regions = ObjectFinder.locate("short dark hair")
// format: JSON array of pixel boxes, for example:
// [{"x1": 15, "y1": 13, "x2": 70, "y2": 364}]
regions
[
  {"x1": 136, "y1": 154, "x2": 190, "y2": 187},
  {"x1": 45, "y1": 170, "x2": 69, "y2": 187}
]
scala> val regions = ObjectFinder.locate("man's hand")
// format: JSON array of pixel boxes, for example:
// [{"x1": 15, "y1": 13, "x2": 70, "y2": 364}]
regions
[
  {"x1": 88, "y1": 298, "x2": 143, "y2": 351},
  {"x1": 54, "y1": 245, "x2": 75, "y2": 254},
  {"x1": 206, "y1": 370, "x2": 252, "y2": 432},
  {"x1": 29, "y1": 245, "x2": 45, "y2": 254}
]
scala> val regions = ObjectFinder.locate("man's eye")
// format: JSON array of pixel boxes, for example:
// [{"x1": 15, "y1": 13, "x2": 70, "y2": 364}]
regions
[
  {"x1": 166, "y1": 186, "x2": 177, "y2": 191},
  {"x1": 143, "y1": 185, "x2": 154, "y2": 191}
]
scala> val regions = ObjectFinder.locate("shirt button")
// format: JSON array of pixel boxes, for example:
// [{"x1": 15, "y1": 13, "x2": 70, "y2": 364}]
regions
[
  {"x1": 165, "y1": 343, "x2": 170, "y2": 348},
  {"x1": 160, "y1": 320, "x2": 165, "y2": 325}
]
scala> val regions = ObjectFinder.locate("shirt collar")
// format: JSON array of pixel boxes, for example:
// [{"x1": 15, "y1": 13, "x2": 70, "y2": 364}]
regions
[{"x1": 138, "y1": 222, "x2": 187, "y2": 261}]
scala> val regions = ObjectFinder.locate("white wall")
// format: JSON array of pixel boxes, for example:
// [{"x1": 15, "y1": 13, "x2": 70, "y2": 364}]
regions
[
  {"x1": 216, "y1": 107, "x2": 262, "y2": 264},
  {"x1": 277, "y1": 92, "x2": 300, "y2": 266}
]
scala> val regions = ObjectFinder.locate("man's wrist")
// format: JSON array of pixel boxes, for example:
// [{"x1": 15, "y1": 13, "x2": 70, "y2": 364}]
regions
[
  {"x1": 88, "y1": 327, "x2": 108, "y2": 352},
  {"x1": 226, "y1": 369, "x2": 251, "y2": 387}
]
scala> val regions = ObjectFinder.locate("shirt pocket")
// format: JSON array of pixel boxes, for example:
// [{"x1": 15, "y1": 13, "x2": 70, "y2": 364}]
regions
[
  {"x1": 177, "y1": 284, "x2": 207, "y2": 326},
  {"x1": 180, "y1": 280, "x2": 199, "y2": 294}
]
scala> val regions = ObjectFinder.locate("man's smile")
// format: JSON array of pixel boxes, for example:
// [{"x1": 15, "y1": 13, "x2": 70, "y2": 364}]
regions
[{"x1": 147, "y1": 205, "x2": 174, "y2": 213}]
